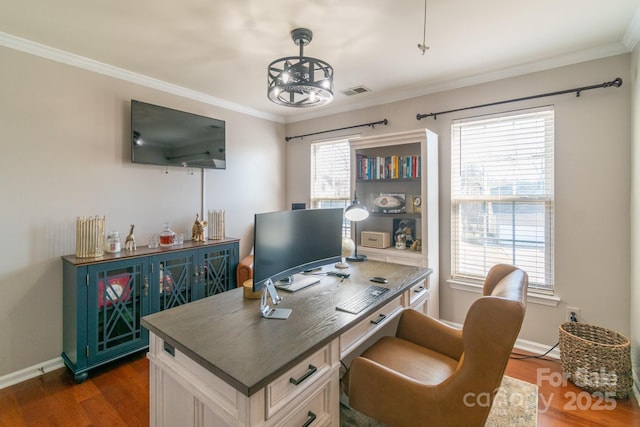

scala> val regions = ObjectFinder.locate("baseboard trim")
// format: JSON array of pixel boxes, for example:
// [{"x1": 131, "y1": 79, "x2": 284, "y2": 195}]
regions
[
  {"x1": 513, "y1": 337, "x2": 561, "y2": 359},
  {"x1": 0, "y1": 357, "x2": 65, "y2": 390},
  {"x1": 441, "y1": 320, "x2": 561, "y2": 359}
]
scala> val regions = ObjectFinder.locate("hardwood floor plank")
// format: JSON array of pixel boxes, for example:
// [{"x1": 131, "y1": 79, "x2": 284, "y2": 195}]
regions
[
  {"x1": 0, "y1": 387, "x2": 26, "y2": 427},
  {"x1": 45, "y1": 387, "x2": 92, "y2": 426},
  {"x1": 80, "y1": 394, "x2": 129, "y2": 427}
]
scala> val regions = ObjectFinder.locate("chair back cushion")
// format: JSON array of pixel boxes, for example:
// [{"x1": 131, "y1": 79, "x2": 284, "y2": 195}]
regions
[{"x1": 483, "y1": 263, "x2": 528, "y2": 306}]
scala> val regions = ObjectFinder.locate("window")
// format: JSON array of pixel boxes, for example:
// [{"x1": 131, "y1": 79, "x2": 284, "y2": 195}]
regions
[
  {"x1": 451, "y1": 107, "x2": 554, "y2": 291},
  {"x1": 310, "y1": 140, "x2": 350, "y2": 210}
]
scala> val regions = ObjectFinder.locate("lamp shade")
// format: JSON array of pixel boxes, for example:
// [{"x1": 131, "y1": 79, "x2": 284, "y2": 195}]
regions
[
  {"x1": 345, "y1": 202, "x2": 369, "y2": 222},
  {"x1": 345, "y1": 192, "x2": 368, "y2": 262},
  {"x1": 345, "y1": 192, "x2": 369, "y2": 222}
]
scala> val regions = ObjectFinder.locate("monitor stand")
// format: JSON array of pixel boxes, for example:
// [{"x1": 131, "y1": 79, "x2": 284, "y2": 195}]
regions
[{"x1": 260, "y1": 279, "x2": 292, "y2": 320}]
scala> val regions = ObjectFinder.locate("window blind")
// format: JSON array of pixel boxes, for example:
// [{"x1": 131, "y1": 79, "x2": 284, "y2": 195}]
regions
[
  {"x1": 310, "y1": 140, "x2": 350, "y2": 209},
  {"x1": 451, "y1": 107, "x2": 554, "y2": 291}
]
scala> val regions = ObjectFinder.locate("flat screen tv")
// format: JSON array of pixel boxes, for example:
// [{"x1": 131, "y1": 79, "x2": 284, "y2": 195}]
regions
[
  {"x1": 131, "y1": 100, "x2": 226, "y2": 169},
  {"x1": 252, "y1": 208, "x2": 343, "y2": 292}
]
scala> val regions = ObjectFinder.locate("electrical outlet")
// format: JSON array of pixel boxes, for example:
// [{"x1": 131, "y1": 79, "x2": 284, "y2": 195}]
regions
[{"x1": 566, "y1": 306, "x2": 580, "y2": 322}]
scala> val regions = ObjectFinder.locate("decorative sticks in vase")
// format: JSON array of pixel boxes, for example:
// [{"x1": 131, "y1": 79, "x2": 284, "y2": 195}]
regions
[
  {"x1": 208, "y1": 209, "x2": 225, "y2": 240},
  {"x1": 75, "y1": 215, "x2": 105, "y2": 258}
]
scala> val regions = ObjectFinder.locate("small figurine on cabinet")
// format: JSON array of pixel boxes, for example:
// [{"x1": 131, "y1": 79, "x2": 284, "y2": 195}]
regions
[
  {"x1": 192, "y1": 214, "x2": 208, "y2": 242},
  {"x1": 125, "y1": 224, "x2": 136, "y2": 251}
]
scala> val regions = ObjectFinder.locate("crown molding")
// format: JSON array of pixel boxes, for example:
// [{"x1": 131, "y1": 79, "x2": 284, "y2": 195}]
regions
[
  {"x1": 0, "y1": 32, "x2": 286, "y2": 124},
  {"x1": 1, "y1": 30, "x2": 631, "y2": 127},
  {"x1": 623, "y1": 5, "x2": 640, "y2": 51}
]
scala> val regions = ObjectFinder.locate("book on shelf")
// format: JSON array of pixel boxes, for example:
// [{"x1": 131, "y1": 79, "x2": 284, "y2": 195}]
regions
[{"x1": 356, "y1": 154, "x2": 421, "y2": 180}]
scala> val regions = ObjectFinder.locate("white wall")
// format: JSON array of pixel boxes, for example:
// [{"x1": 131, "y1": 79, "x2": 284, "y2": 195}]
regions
[
  {"x1": 286, "y1": 54, "x2": 632, "y2": 349},
  {"x1": 0, "y1": 45, "x2": 285, "y2": 376}
]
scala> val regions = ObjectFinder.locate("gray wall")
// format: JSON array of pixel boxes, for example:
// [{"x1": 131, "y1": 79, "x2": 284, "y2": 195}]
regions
[
  {"x1": 0, "y1": 45, "x2": 285, "y2": 376},
  {"x1": 630, "y1": 41, "x2": 640, "y2": 400},
  {"x1": 287, "y1": 54, "x2": 632, "y2": 351}
]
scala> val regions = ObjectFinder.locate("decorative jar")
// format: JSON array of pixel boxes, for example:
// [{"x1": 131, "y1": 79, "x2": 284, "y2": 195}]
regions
[
  {"x1": 159, "y1": 223, "x2": 176, "y2": 247},
  {"x1": 105, "y1": 231, "x2": 121, "y2": 253}
]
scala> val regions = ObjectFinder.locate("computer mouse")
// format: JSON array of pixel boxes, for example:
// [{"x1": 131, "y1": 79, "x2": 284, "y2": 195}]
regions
[{"x1": 370, "y1": 277, "x2": 388, "y2": 284}]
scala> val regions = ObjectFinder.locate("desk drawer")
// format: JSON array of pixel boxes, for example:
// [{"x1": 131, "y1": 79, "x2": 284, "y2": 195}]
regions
[
  {"x1": 274, "y1": 379, "x2": 334, "y2": 427},
  {"x1": 266, "y1": 344, "x2": 332, "y2": 418},
  {"x1": 408, "y1": 279, "x2": 429, "y2": 306},
  {"x1": 339, "y1": 294, "x2": 404, "y2": 357}
]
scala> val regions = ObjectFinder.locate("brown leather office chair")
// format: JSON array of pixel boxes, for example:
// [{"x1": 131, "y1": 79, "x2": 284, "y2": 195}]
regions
[
  {"x1": 346, "y1": 264, "x2": 528, "y2": 427},
  {"x1": 236, "y1": 254, "x2": 253, "y2": 287}
]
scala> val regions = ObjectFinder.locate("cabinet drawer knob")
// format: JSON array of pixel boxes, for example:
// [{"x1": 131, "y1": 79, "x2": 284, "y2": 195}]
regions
[
  {"x1": 302, "y1": 411, "x2": 317, "y2": 427},
  {"x1": 414, "y1": 285, "x2": 425, "y2": 293},
  {"x1": 289, "y1": 364, "x2": 317, "y2": 386}
]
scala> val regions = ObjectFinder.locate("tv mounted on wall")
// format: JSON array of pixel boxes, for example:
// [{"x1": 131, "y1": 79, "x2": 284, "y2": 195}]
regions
[{"x1": 131, "y1": 100, "x2": 226, "y2": 169}]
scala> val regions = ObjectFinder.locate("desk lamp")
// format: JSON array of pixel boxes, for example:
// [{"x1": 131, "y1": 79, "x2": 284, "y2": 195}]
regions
[{"x1": 345, "y1": 192, "x2": 369, "y2": 262}]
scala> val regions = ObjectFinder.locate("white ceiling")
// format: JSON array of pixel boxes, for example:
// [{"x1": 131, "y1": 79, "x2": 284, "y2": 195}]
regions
[{"x1": 1, "y1": 0, "x2": 639, "y2": 123}]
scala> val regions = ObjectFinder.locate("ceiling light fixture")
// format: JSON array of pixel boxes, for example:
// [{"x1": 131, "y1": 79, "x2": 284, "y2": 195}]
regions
[{"x1": 267, "y1": 28, "x2": 334, "y2": 108}]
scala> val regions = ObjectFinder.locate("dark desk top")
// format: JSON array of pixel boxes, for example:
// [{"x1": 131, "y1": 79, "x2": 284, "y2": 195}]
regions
[{"x1": 141, "y1": 260, "x2": 431, "y2": 397}]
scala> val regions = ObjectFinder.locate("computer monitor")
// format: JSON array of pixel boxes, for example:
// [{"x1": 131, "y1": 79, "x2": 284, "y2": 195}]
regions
[{"x1": 252, "y1": 208, "x2": 343, "y2": 292}]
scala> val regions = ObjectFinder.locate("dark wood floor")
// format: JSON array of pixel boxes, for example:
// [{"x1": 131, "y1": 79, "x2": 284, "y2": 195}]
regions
[{"x1": 1, "y1": 350, "x2": 639, "y2": 426}]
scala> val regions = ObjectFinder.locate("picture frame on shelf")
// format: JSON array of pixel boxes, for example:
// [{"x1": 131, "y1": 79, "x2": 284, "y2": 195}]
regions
[
  {"x1": 410, "y1": 194, "x2": 422, "y2": 214},
  {"x1": 392, "y1": 218, "x2": 416, "y2": 249}
]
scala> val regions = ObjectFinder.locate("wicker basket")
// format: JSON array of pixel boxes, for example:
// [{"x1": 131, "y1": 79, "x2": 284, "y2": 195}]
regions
[{"x1": 559, "y1": 322, "x2": 632, "y2": 398}]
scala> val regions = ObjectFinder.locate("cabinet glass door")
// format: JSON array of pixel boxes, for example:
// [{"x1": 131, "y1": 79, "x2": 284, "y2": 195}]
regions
[
  {"x1": 200, "y1": 244, "x2": 237, "y2": 298},
  {"x1": 87, "y1": 258, "x2": 149, "y2": 365},
  {"x1": 155, "y1": 252, "x2": 196, "y2": 311}
]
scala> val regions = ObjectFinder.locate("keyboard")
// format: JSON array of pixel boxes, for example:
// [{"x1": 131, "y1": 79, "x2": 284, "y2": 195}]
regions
[{"x1": 335, "y1": 285, "x2": 390, "y2": 314}]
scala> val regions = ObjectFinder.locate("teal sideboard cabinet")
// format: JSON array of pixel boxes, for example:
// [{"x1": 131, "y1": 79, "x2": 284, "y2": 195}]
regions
[{"x1": 61, "y1": 238, "x2": 239, "y2": 382}]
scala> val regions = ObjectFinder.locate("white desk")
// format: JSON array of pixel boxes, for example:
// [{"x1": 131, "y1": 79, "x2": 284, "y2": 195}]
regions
[{"x1": 142, "y1": 261, "x2": 431, "y2": 426}]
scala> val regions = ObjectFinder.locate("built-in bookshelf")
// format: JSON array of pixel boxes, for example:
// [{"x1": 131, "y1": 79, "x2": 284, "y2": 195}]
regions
[{"x1": 349, "y1": 129, "x2": 439, "y2": 317}]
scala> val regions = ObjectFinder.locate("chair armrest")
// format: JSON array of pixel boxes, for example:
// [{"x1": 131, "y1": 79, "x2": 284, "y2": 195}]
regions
[
  {"x1": 236, "y1": 255, "x2": 253, "y2": 288},
  {"x1": 396, "y1": 309, "x2": 463, "y2": 361}
]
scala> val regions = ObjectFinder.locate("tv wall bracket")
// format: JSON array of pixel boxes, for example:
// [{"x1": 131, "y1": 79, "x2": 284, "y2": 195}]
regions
[{"x1": 260, "y1": 279, "x2": 292, "y2": 320}]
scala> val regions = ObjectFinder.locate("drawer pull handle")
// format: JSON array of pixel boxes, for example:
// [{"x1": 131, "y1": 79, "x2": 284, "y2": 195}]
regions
[
  {"x1": 414, "y1": 285, "x2": 425, "y2": 293},
  {"x1": 163, "y1": 342, "x2": 175, "y2": 357},
  {"x1": 290, "y1": 364, "x2": 317, "y2": 386},
  {"x1": 370, "y1": 314, "x2": 387, "y2": 325},
  {"x1": 302, "y1": 411, "x2": 317, "y2": 427}
]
